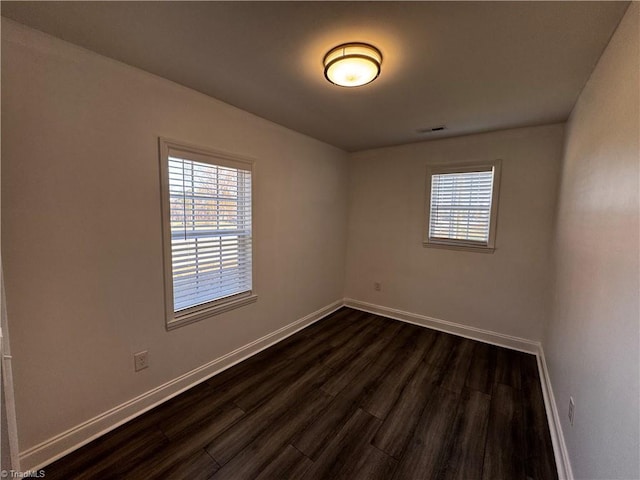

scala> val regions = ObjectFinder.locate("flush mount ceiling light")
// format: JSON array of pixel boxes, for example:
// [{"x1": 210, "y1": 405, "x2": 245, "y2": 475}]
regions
[{"x1": 323, "y1": 43, "x2": 382, "y2": 87}]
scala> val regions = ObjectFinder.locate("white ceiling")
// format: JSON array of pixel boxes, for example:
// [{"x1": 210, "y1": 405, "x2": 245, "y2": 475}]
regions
[{"x1": 1, "y1": 1, "x2": 629, "y2": 151}]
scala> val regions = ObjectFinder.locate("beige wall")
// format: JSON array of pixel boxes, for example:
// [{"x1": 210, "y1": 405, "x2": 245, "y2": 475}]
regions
[
  {"x1": 345, "y1": 124, "x2": 564, "y2": 341},
  {"x1": 545, "y1": 4, "x2": 639, "y2": 479},
  {"x1": 1, "y1": 20, "x2": 348, "y2": 453},
  {"x1": 4, "y1": 5, "x2": 639, "y2": 477}
]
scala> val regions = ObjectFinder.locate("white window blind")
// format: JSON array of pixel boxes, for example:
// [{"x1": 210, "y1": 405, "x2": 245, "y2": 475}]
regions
[
  {"x1": 168, "y1": 155, "x2": 252, "y2": 313},
  {"x1": 429, "y1": 168, "x2": 495, "y2": 245}
]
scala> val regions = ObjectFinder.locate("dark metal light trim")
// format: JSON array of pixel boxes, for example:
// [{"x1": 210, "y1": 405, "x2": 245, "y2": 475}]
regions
[{"x1": 323, "y1": 42, "x2": 383, "y2": 87}]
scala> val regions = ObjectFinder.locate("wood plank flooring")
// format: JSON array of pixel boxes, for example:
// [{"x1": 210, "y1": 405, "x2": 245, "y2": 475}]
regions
[{"x1": 43, "y1": 308, "x2": 558, "y2": 479}]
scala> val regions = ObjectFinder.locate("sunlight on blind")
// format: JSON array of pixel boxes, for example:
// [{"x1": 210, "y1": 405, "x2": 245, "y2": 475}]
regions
[
  {"x1": 429, "y1": 169, "x2": 494, "y2": 244},
  {"x1": 168, "y1": 156, "x2": 252, "y2": 312}
]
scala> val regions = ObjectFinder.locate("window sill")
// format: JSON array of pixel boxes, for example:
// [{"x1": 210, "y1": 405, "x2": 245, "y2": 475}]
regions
[
  {"x1": 422, "y1": 241, "x2": 495, "y2": 254},
  {"x1": 166, "y1": 293, "x2": 258, "y2": 330}
]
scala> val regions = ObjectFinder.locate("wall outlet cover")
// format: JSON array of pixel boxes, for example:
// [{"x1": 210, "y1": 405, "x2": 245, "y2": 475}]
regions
[{"x1": 134, "y1": 350, "x2": 149, "y2": 372}]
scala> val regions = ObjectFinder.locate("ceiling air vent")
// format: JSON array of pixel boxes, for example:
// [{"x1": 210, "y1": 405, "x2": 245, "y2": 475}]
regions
[{"x1": 417, "y1": 125, "x2": 447, "y2": 134}]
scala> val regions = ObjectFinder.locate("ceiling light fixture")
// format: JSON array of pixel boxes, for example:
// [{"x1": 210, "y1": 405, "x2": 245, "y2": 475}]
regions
[{"x1": 323, "y1": 43, "x2": 382, "y2": 87}]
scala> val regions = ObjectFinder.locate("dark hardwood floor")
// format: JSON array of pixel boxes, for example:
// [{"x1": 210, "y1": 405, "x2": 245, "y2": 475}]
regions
[{"x1": 43, "y1": 308, "x2": 558, "y2": 480}]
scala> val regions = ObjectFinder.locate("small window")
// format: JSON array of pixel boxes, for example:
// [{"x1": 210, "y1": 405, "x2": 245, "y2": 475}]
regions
[
  {"x1": 159, "y1": 139, "x2": 256, "y2": 329},
  {"x1": 424, "y1": 160, "x2": 501, "y2": 252}
]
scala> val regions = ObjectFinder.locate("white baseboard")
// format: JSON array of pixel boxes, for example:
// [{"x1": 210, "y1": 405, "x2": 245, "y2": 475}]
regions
[
  {"x1": 344, "y1": 297, "x2": 573, "y2": 480},
  {"x1": 536, "y1": 345, "x2": 574, "y2": 480},
  {"x1": 19, "y1": 299, "x2": 344, "y2": 471},
  {"x1": 344, "y1": 298, "x2": 540, "y2": 353},
  {"x1": 21, "y1": 298, "x2": 573, "y2": 480}
]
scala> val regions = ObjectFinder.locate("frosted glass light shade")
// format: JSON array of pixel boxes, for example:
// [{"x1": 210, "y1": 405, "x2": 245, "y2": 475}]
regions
[{"x1": 323, "y1": 43, "x2": 382, "y2": 87}]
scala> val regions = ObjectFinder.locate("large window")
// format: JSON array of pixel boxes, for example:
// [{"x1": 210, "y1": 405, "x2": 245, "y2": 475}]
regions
[
  {"x1": 159, "y1": 139, "x2": 256, "y2": 329},
  {"x1": 424, "y1": 160, "x2": 501, "y2": 252}
]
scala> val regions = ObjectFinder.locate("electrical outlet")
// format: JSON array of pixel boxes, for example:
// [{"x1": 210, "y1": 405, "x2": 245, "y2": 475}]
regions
[
  {"x1": 374, "y1": 282, "x2": 382, "y2": 291},
  {"x1": 568, "y1": 396, "x2": 575, "y2": 426},
  {"x1": 134, "y1": 350, "x2": 149, "y2": 372}
]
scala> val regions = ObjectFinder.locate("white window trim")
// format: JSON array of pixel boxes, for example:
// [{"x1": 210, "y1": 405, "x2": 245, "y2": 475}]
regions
[
  {"x1": 159, "y1": 138, "x2": 257, "y2": 330},
  {"x1": 423, "y1": 159, "x2": 502, "y2": 253}
]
